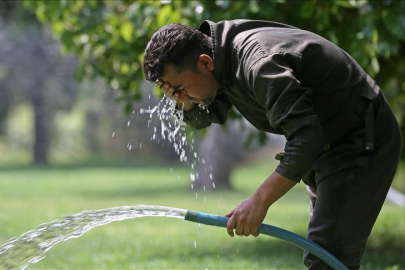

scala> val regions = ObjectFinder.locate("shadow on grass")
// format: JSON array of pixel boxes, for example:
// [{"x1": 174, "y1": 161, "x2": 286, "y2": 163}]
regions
[
  {"x1": 361, "y1": 250, "x2": 405, "y2": 269},
  {"x1": 182, "y1": 238, "x2": 405, "y2": 269}
]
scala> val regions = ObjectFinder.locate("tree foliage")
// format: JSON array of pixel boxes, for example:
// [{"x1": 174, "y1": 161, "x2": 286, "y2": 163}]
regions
[{"x1": 24, "y1": 0, "x2": 405, "y2": 155}]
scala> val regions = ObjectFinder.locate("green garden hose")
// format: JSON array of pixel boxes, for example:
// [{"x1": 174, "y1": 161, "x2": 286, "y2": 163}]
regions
[{"x1": 185, "y1": 210, "x2": 348, "y2": 270}]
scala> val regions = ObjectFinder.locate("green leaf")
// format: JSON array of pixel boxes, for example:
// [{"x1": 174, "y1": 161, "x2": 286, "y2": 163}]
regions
[
  {"x1": 121, "y1": 63, "x2": 130, "y2": 74},
  {"x1": 52, "y1": 21, "x2": 65, "y2": 34},
  {"x1": 382, "y1": 9, "x2": 405, "y2": 41},
  {"x1": 153, "y1": 86, "x2": 163, "y2": 98},
  {"x1": 35, "y1": 5, "x2": 48, "y2": 23},
  {"x1": 371, "y1": 57, "x2": 380, "y2": 74},
  {"x1": 157, "y1": 4, "x2": 172, "y2": 26},
  {"x1": 300, "y1": 1, "x2": 315, "y2": 19},
  {"x1": 120, "y1": 21, "x2": 134, "y2": 42},
  {"x1": 335, "y1": 0, "x2": 361, "y2": 8}
]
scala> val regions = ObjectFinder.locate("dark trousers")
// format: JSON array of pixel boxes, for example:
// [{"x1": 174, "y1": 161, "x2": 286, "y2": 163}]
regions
[{"x1": 303, "y1": 91, "x2": 402, "y2": 270}]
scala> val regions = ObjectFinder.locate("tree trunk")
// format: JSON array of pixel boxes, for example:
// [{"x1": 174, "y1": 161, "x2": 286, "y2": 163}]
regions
[
  {"x1": 28, "y1": 82, "x2": 49, "y2": 165},
  {"x1": 85, "y1": 111, "x2": 100, "y2": 153},
  {"x1": 195, "y1": 121, "x2": 245, "y2": 190},
  {"x1": 0, "y1": 82, "x2": 11, "y2": 136}
]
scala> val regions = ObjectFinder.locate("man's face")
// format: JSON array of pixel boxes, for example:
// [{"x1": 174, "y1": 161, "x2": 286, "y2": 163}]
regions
[{"x1": 159, "y1": 56, "x2": 219, "y2": 106}]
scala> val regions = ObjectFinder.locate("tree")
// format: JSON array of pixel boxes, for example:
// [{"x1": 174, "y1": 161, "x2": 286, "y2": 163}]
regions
[
  {"x1": 0, "y1": 1, "x2": 78, "y2": 164},
  {"x1": 24, "y1": 0, "x2": 405, "y2": 184}
]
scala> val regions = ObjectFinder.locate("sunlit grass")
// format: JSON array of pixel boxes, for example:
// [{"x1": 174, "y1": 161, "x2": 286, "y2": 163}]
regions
[{"x1": 0, "y1": 161, "x2": 404, "y2": 269}]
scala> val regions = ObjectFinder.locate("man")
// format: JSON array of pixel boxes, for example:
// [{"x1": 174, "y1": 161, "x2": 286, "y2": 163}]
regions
[{"x1": 143, "y1": 20, "x2": 401, "y2": 269}]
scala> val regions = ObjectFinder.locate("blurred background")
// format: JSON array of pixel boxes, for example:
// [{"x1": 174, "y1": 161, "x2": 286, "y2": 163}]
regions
[{"x1": 0, "y1": 1, "x2": 404, "y2": 269}]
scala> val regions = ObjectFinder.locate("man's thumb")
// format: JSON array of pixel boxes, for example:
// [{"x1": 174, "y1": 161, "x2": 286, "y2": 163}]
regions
[{"x1": 224, "y1": 209, "x2": 235, "y2": 217}]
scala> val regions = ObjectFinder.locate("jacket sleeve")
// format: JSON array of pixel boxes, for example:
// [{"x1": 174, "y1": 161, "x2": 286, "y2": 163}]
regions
[
  {"x1": 245, "y1": 53, "x2": 326, "y2": 182},
  {"x1": 182, "y1": 92, "x2": 233, "y2": 130}
]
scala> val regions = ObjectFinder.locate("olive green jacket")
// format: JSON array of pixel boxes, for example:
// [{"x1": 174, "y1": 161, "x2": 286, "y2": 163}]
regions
[{"x1": 183, "y1": 19, "x2": 379, "y2": 183}]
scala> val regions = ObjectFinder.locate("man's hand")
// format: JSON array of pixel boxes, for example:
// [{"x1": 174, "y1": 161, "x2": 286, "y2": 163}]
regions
[
  {"x1": 225, "y1": 171, "x2": 297, "y2": 238},
  {"x1": 155, "y1": 80, "x2": 195, "y2": 111},
  {"x1": 225, "y1": 195, "x2": 268, "y2": 237}
]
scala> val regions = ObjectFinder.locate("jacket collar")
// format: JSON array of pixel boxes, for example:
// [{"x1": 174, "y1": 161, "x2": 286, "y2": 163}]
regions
[{"x1": 198, "y1": 20, "x2": 236, "y2": 90}]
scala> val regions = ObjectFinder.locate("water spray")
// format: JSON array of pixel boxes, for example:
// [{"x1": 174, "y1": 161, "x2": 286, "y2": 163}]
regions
[{"x1": 0, "y1": 205, "x2": 348, "y2": 270}]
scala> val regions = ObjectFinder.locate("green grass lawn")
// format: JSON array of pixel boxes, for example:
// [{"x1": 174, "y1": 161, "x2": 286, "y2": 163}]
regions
[{"x1": 0, "y1": 161, "x2": 404, "y2": 269}]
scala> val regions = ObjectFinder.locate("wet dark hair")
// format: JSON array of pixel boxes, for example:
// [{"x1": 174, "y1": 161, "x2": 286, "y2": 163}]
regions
[{"x1": 143, "y1": 23, "x2": 212, "y2": 82}]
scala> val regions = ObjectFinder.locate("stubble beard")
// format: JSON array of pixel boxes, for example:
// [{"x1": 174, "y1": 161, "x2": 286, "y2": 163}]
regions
[
  {"x1": 199, "y1": 86, "x2": 218, "y2": 106},
  {"x1": 200, "y1": 77, "x2": 219, "y2": 106}
]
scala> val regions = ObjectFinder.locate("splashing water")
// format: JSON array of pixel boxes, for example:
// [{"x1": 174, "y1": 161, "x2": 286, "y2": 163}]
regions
[
  {"x1": 139, "y1": 96, "x2": 206, "y2": 177},
  {"x1": 0, "y1": 205, "x2": 187, "y2": 270},
  {"x1": 139, "y1": 97, "x2": 187, "y2": 159}
]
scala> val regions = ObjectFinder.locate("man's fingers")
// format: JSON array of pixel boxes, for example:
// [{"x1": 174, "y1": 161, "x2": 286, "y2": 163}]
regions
[
  {"x1": 162, "y1": 83, "x2": 172, "y2": 94},
  {"x1": 227, "y1": 216, "x2": 236, "y2": 237},
  {"x1": 155, "y1": 80, "x2": 179, "y2": 101},
  {"x1": 251, "y1": 228, "x2": 259, "y2": 238},
  {"x1": 243, "y1": 227, "x2": 251, "y2": 237},
  {"x1": 235, "y1": 223, "x2": 244, "y2": 236}
]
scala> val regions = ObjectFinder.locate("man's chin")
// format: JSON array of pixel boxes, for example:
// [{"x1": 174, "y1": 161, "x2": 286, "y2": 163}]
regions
[
  {"x1": 199, "y1": 101, "x2": 211, "y2": 106},
  {"x1": 199, "y1": 98, "x2": 215, "y2": 106}
]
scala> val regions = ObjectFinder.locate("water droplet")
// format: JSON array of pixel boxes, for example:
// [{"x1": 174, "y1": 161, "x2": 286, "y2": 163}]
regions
[
  {"x1": 190, "y1": 173, "x2": 195, "y2": 181},
  {"x1": 212, "y1": 182, "x2": 216, "y2": 188},
  {"x1": 209, "y1": 173, "x2": 213, "y2": 180},
  {"x1": 112, "y1": 132, "x2": 115, "y2": 137},
  {"x1": 194, "y1": 241, "x2": 197, "y2": 248},
  {"x1": 129, "y1": 145, "x2": 132, "y2": 150},
  {"x1": 170, "y1": 168, "x2": 173, "y2": 173},
  {"x1": 180, "y1": 149, "x2": 186, "y2": 161}
]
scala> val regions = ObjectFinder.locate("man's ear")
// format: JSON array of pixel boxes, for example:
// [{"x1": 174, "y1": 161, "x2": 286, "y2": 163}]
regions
[{"x1": 198, "y1": 54, "x2": 214, "y2": 71}]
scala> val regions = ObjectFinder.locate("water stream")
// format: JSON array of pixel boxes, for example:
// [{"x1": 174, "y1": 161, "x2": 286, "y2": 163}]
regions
[
  {"x1": 140, "y1": 96, "x2": 190, "y2": 163},
  {"x1": 0, "y1": 205, "x2": 187, "y2": 270},
  {"x1": 139, "y1": 96, "x2": 213, "y2": 189}
]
